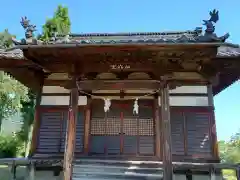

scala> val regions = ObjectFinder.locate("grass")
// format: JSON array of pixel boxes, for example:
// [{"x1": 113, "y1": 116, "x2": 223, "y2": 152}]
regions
[{"x1": 222, "y1": 169, "x2": 238, "y2": 180}]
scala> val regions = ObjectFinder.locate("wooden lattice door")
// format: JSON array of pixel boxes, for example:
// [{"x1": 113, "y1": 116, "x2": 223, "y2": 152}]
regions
[
  {"x1": 90, "y1": 100, "x2": 122, "y2": 155},
  {"x1": 90, "y1": 99, "x2": 155, "y2": 156},
  {"x1": 121, "y1": 100, "x2": 155, "y2": 156},
  {"x1": 138, "y1": 100, "x2": 155, "y2": 155}
]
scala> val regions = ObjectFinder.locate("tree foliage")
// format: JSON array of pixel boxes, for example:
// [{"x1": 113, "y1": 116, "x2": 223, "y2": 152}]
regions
[
  {"x1": 17, "y1": 4, "x2": 71, "y2": 154},
  {"x1": 0, "y1": 72, "x2": 28, "y2": 130},
  {"x1": 0, "y1": 29, "x2": 15, "y2": 48},
  {"x1": 18, "y1": 90, "x2": 36, "y2": 142},
  {"x1": 40, "y1": 5, "x2": 71, "y2": 41},
  {"x1": 219, "y1": 130, "x2": 240, "y2": 163}
]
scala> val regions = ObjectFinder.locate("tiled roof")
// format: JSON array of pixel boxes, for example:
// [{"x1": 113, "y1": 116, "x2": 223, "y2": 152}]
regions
[
  {"x1": 62, "y1": 31, "x2": 200, "y2": 44},
  {"x1": 1, "y1": 46, "x2": 240, "y2": 60},
  {"x1": 217, "y1": 46, "x2": 240, "y2": 57},
  {"x1": 0, "y1": 49, "x2": 24, "y2": 59}
]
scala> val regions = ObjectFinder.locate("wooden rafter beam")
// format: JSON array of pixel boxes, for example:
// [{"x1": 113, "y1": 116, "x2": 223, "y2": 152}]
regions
[
  {"x1": 44, "y1": 79, "x2": 209, "y2": 90},
  {"x1": 76, "y1": 80, "x2": 163, "y2": 90},
  {"x1": 0, "y1": 59, "x2": 34, "y2": 69},
  {"x1": 7, "y1": 69, "x2": 44, "y2": 92}
]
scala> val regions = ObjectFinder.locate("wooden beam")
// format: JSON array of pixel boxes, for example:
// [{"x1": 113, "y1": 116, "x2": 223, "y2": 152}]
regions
[
  {"x1": 29, "y1": 75, "x2": 44, "y2": 156},
  {"x1": 29, "y1": 162, "x2": 35, "y2": 180},
  {"x1": 154, "y1": 94, "x2": 161, "y2": 159},
  {"x1": 207, "y1": 85, "x2": 219, "y2": 161},
  {"x1": 6, "y1": 69, "x2": 44, "y2": 92},
  {"x1": 63, "y1": 77, "x2": 79, "y2": 180},
  {"x1": 84, "y1": 97, "x2": 91, "y2": 154},
  {"x1": 77, "y1": 80, "x2": 162, "y2": 90},
  {"x1": 236, "y1": 167, "x2": 240, "y2": 180},
  {"x1": 161, "y1": 83, "x2": 173, "y2": 180},
  {"x1": 0, "y1": 59, "x2": 33, "y2": 69},
  {"x1": 45, "y1": 79, "x2": 209, "y2": 89}
]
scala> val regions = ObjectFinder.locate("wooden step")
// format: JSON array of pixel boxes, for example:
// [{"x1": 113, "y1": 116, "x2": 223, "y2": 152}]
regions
[{"x1": 72, "y1": 160, "x2": 164, "y2": 180}]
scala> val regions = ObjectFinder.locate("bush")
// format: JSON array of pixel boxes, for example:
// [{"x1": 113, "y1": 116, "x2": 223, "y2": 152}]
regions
[{"x1": 0, "y1": 134, "x2": 22, "y2": 158}]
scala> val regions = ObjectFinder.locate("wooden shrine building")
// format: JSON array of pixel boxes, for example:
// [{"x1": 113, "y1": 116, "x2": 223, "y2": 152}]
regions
[{"x1": 0, "y1": 10, "x2": 240, "y2": 180}]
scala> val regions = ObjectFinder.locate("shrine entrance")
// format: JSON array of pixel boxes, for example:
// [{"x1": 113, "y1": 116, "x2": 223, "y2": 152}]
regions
[{"x1": 89, "y1": 99, "x2": 155, "y2": 156}]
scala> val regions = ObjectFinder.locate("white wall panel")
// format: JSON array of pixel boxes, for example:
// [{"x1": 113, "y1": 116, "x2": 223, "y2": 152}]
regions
[
  {"x1": 92, "y1": 96, "x2": 153, "y2": 100},
  {"x1": 42, "y1": 86, "x2": 70, "y2": 93},
  {"x1": 158, "y1": 96, "x2": 209, "y2": 106},
  {"x1": 42, "y1": 86, "x2": 208, "y2": 94},
  {"x1": 170, "y1": 86, "x2": 207, "y2": 94},
  {"x1": 41, "y1": 96, "x2": 87, "y2": 105}
]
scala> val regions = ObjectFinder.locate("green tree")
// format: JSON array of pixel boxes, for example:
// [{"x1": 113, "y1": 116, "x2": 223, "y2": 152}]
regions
[
  {"x1": 18, "y1": 4, "x2": 72, "y2": 155},
  {"x1": 0, "y1": 29, "x2": 29, "y2": 132},
  {"x1": 17, "y1": 90, "x2": 36, "y2": 156},
  {"x1": 0, "y1": 71, "x2": 28, "y2": 131},
  {"x1": 219, "y1": 130, "x2": 240, "y2": 163},
  {"x1": 0, "y1": 29, "x2": 15, "y2": 48},
  {"x1": 18, "y1": 90, "x2": 36, "y2": 142},
  {"x1": 40, "y1": 5, "x2": 71, "y2": 41}
]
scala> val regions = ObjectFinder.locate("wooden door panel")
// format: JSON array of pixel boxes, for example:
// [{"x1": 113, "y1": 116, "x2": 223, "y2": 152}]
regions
[
  {"x1": 171, "y1": 111, "x2": 185, "y2": 155},
  {"x1": 60, "y1": 112, "x2": 85, "y2": 153},
  {"x1": 123, "y1": 117, "x2": 138, "y2": 154},
  {"x1": 106, "y1": 136, "x2": 121, "y2": 155},
  {"x1": 186, "y1": 112, "x2": 211, "y2": 155},
  {"x1": 139, "y1": 136, "x2": 154, "y2": 155},
  {"x1": 90, "y1": 99, "x2": 155, "y2": 156},
  {"x1": 37, "y1": 111, "x2": 63, "y2": 153},
  {"x1": 123, "y1": 136, "x2": 137, "y2": 154},
  {"x1": 90, "y1": 117, "x2": 106, "y2": 154},
  {"x1": 90, "y1": 136, "x2": 105, "y2": 154},
  {"x1": 138, "y1": 100, "x2": 155, "y2": 155}
]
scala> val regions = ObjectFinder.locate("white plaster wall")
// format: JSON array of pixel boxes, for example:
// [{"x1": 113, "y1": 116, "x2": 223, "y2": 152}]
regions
[
  {"x1": 158, "y1": 96, "x2": 209, "y2": 106},
  {"x1": 170, "y1": 86, "x2": 207, "y2": 94},
  {"x1": 40, "y1": 95, "x2": 208, "y2": 106},
  {"x1": 92, "y1": 96, "x2": 154, "y2": 100},
  {"x1": 41, "y1": 86, "x2": 209, "y2": 106},
  {"x1": 42, "y1": 86, "x2": 70, "y2": 93},
  {"x1": 42, "y1": 85, "x2": 208, "y2": 94},
  {"x1": 40, "y1": 96, "x2": 87, "y2": 105}
]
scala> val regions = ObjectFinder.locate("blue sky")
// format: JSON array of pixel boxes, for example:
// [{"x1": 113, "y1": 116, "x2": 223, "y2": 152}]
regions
[{"x1": 1, "y1": 0, "x2": 239, "y2": 140}]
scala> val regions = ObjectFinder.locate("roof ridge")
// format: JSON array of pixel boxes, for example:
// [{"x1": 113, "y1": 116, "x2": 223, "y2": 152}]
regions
[{"x1": 56, "y1": 30, "x2": 200, "y2": 37}]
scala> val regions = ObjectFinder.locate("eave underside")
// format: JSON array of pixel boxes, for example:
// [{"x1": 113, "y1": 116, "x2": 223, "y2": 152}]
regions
[{"x1": 0, "y1": 45, "x2": 239, "y2": 94}]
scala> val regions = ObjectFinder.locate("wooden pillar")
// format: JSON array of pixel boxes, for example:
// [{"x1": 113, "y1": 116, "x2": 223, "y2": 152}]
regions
[
  {"x1": 63, "y1": 77, "x2": 79, "y2": 180},
  {"x1": 154, "y1": 94, "x2": 161, "y2": 159},
  {"x1": 84, "y1": 96, "x2": 91, "y2": 154},
  {"x1": 207, "y1": 84, "x2": 219, "y2": 160},
  {"x1": 236, "y1": 165, "x2": 240, "y2": 180},
  {"x1": 29, "y1": 162, "x2": 35, "y2": 180},
  {"x1": 161, "y1": 83, "x2": 173, "y2": 180},
  {"x1": 29, "y1": 75, "x2": 44, "y2": 157}
]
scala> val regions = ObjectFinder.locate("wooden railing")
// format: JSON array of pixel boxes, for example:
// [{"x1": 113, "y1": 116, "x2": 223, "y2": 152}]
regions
[{"x1": 0, "y1": 158, "x2": 239, "y2": 180}]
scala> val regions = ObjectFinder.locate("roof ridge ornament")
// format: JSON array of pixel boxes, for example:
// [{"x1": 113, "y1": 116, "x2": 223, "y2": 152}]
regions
[
  {"x1": 198, "y1": 9, "x2": 229, "y2": 42},
  {"x1": 12, "y1": 10, "x2": 231, "y2": 46},
  {"x1": 17, "y1": 17, "x2": 42, "y2": 45}
]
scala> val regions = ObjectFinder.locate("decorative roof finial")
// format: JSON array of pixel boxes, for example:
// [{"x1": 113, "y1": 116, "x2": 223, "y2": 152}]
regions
[
  {"x1": 199, "y1": 9, "x2": 229, "y2": 42},
  {"x1": 20, "y1": 16, "x2": 36, "y2": 39},
  {"x1": 203, "y1": 9, "x2": 219, "y2": 34}
]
